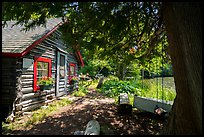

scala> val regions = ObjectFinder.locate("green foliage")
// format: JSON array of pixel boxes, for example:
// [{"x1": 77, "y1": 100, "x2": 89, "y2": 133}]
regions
[
  {"x1": 78, "y1": 56, "x2": 114, "y2": 77},
  {"x1": 2, "y1": 122, "x2": 14, "y2": 135},
  {"x1": 2, "y1": 2, "x2": 169, "y2": 76},
  {"x1": 78, "y1": 60, "x2": 95, "y2": 76},
  {"x1": 106, "y1": 75, "x2": 119, "y2": 81},
  {"x1": 142, "y1": 77, "x2": 176, "y2": 101},
  {"x1": 162, "y1": 64, "x2": 173, "y2": 76},
  {"x1": 99, "y1": 77, "x2": 176, "y2": 102},
  {"x1": 86, "y1": 79, "x2": 99, "y2": 89},
  {"x1": 70, "y1": 76, "x2": 80, "y2": 84},
  {"x1": 2, "y1": 2, "x2": 69, "y2": 31},
  {"x1": 125, "y1": 61, "x2": 142, "y2": 81},
  {"x1": 100, "y1": 80, "x2": 142, "y2": 98},
  {"x1": 71, "y1": 90, "x2": 86, "y2": 97},
  {"x1": 91, "y1": 58, "x2": 113, "y2": 72},
  {"x1": 71, "y1": 86, "x2": 89, "y2": 97}
]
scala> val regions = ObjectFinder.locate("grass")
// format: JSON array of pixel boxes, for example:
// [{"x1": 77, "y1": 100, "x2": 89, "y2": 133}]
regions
[
  {"x1": 2, "y1": 98, "x2": 72, "y2": 135},
  {"x1": 71, "y1": 86, "x2": 88, "y2": 97},
  {"x1": 142, "y1": 77, "x2": 176, "y2": 92},
  {"x1": 79, "y1": 78, "x2": 99, "y2": 89},
  {"x1": 96, "y1": 76, "x2": 176, "y2": 105},
  {"x1": 141, "y1": 77, "x2": 176, "y2": 101},
  {"x1": 132, "y1": 77, "x2": 176, "y2": 105}
]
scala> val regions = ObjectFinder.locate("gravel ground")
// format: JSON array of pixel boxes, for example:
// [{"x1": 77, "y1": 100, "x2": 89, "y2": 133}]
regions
[{"x1": 9, "y1": 89, "x2": 167, "y2": 135}]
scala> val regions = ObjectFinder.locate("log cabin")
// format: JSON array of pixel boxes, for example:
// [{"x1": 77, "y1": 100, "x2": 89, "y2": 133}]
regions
[{"x1": 2, "y1": 18, "x2": 84, "y2": 121}]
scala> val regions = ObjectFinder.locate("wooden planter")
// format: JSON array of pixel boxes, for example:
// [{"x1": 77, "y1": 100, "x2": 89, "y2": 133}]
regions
[{"x1": 39, "y1": 84, "x2": 53, "y2": 91}]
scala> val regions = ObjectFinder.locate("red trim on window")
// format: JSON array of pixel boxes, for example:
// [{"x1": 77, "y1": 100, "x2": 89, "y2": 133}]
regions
[
  {"x1": 68, "y1": 63, "x2": 76, "y2": 84},
  {"x1": 2, "y1": 22, "x2": 64, "y2": 58},
  {"x1": 69, "y1": 63, "x2": 76, "y2": 76},
  {"x1": 33, "y1": 56, "x2": 52, "y2": 92}
]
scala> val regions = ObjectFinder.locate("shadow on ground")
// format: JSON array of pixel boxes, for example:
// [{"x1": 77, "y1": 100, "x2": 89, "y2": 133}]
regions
[{"x1": 10, "y1": 90, "x2": 167, "y2": 135}]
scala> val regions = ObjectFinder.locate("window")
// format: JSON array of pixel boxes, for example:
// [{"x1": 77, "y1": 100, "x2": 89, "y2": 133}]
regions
[
  {"x1": 37, "y1": 62, "x2": 48, "y2": 79},
  {"x1": 69, "y1": 63, "x2": 76, "y2": 77},
  {"x1": 60, "y1": 54, "x2": 65, "y2": 78},
  {"x1": 34, "y1": 57, "x2": 52, "y2": 91},
  {"x1": 69, "y1": 63, "x2": 76, "y2": 84}
]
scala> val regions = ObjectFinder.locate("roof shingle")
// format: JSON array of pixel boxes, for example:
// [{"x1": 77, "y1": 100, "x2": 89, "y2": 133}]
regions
[{"x1": 2, "y1": 18, "x2": 62, "y2": 53}]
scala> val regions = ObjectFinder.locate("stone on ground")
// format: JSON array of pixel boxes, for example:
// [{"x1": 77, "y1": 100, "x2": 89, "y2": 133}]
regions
[{"x1": 84, "y1": 120, "x2": 100, "y2": 135}]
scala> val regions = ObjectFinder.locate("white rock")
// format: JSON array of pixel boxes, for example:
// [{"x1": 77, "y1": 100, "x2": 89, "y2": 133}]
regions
[{"x1": 84, "y1": 120, "x2": 100, "y2": 135}]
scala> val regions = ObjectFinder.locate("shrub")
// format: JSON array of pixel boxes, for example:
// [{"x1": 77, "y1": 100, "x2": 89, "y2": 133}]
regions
[
  {"x1": 100, "y1": 80, "x2": 140, "y2": 97},
  {"x1": 99, "y1": 77, "x2": 176, "y2": 102},
  {"x1": 71, "y1": 86, "x2": 89, "y2": 97}
]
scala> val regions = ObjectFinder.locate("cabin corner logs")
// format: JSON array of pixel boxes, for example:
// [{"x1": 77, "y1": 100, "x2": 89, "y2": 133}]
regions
[{"x1": 2, "y1": 23, "x2": 82, "y2": 121}]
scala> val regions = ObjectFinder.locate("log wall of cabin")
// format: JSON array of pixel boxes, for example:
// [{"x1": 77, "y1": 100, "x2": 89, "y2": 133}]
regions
[
  {"x1": 18, "y1": 40, "x2": 56, "y2": 113},
  {"x1": 2, "y1": 57, "x2": 22, "y2": 120},
  {"x1": 14, "y1": 30, "x2": 79, "y2": 114}
]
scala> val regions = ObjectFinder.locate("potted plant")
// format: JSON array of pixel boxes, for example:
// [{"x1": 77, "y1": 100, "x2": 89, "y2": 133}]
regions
[
  {"x1": 70, "y1": 76, "x2": 79, "y2": 85},
  {"x1": 37, "y1": 76, "x2": 54, "y2": 91}
]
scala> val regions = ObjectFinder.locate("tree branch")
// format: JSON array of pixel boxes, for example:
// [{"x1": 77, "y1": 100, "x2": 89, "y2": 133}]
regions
[{"x1": 134, "y1": 26, "x2": 164, "y2": 60}]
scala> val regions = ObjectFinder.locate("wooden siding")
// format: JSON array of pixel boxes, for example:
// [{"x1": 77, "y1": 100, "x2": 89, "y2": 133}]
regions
[
  {"x1": 2, "y1": 57, "x2": 23, "y2": 119},
  {"x1": 14, "y1": 30, "x2": 78, "y2": 114},
  {"x1": 19, "y1": 36, "x2": 56, "y2": 113}
]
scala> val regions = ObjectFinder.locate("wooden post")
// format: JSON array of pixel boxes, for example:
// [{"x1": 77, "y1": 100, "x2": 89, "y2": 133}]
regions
[
  {"x1": 117, "y1": 93, "x2": 132, "y2": 115},
  {"x1": 96, "y1": 76, "x2": 104, "y2": 89}
]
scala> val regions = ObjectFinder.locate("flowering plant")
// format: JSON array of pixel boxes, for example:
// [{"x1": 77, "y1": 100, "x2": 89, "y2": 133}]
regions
[
  {"x1": 70, "y1": 76, "x2": 79, "y2": 84},
  {"x1": 37, "y1": 76, "x2": 54, "y2": 85}
]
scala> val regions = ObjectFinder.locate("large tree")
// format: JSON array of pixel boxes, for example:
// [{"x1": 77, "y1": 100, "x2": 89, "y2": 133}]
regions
[
  {"x1": 161, "y1": 2, "x2": 202, "y2": 134},
  {"x1": 2, "y1": 2, "x2": 202, "y2": 134}
]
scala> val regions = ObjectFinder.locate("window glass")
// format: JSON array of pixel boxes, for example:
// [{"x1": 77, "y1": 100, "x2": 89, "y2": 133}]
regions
[
  {"x1": 60, "y1": 55, "x2": 65, "y2": 78},
  {"x1": 70, "y1": 65, "x2": 75, "y2": 76},
  {"x1": 37, "y1": 61, "x2": 48, "y2": 83}
]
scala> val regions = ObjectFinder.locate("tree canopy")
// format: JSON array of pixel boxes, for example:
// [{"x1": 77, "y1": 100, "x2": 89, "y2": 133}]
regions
[{"x1": 2, "y1": 2, "x2": 171, "y2": 77}]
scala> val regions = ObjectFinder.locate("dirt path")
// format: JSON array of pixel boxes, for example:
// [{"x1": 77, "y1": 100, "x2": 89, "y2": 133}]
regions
[{"x1": 10, "y1": 89, "x2": 166, "y2": 135}]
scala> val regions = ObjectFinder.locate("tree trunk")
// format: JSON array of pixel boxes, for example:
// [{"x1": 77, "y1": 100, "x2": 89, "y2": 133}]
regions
[
  {"x1": 117, "y1": 63, "x2": 127, "y2": 80},
  {"x1": 162, "y1": 2, "x2": 202, "y2": 135}
]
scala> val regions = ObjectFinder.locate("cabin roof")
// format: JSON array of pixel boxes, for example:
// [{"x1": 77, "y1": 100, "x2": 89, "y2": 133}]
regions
[
  {"x1": 2, "y1": 18, "x2": 62, "y2": 54},
  {"x1": 2, "y1": 18, "x2": 84, "y2": 66}
]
